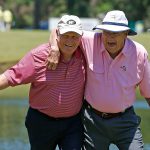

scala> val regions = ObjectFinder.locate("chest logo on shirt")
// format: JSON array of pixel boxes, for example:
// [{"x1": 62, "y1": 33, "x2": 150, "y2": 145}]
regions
[{"x1": 120, "y1": 66, "x2": 126, "y2": 71}]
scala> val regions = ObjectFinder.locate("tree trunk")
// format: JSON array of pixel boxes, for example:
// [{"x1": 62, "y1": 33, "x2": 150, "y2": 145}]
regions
[{"x1": 34, "y1": 0, "x2": 41, "y2": 29}]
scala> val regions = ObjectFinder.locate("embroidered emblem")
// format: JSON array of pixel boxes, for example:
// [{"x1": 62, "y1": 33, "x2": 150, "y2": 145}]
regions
[
  {"x1": 120, "y1": 66, "x2": 126, "y2": 71},
  {"x1": 111, "y1": 15, "x2": 116, "y2": 21},
  {"x1": 67, "y1": 19, "x2": 76, "y2": 25}
]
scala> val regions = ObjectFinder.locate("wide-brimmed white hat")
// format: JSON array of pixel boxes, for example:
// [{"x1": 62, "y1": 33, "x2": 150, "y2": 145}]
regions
[
  {"x1": 57, "y1": 15, "x2": 83, "y2": 35},
  {"x1": 93, "y1": 10, "x2": 137, "y2": 36}
]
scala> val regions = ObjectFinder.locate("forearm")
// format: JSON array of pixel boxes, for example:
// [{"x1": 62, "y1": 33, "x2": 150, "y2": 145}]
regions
[
  {"x1": 49, "y1": 28, "x2": 59, "y2": 51},
  {"x1": 47, "y1": 29, "x2": 60, "y2": 70},
  {"x1": 0, "y1": 74, "x2": 9, "y2": 90}
]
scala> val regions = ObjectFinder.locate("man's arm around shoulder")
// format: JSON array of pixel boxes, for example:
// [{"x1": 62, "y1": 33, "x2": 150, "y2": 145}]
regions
[{"x1": 47, "y1": 28, "x2": 60, "y2": 70}]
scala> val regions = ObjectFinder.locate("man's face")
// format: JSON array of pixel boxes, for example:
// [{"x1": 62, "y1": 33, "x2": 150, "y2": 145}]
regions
[
  {"x1": 102, "y1": 30, "x2": 128, "y2": 54},
  {"x1": 57, "y1": 31, "x2": 82, "y2": 56}
]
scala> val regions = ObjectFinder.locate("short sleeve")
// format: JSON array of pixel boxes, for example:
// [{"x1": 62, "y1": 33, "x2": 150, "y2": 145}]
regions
[
  {"x1": 139, "y1": 53, "x2": 150, "y2": 98},
  {"x1": 4, "y1": 52, "x2": 35, "y2": 86}
]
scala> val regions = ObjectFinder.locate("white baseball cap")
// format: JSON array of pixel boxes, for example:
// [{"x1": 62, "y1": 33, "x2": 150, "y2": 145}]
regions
[
  {"x1": 57, "y1": 15, "x2": 83, "y2": 35},
  {"x1": 93, "y1": 10, "x2": 137, "y2": 36}
]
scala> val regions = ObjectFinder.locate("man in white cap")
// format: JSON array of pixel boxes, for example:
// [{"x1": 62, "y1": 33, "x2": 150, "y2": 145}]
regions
[
  {"x1": 48, "y1": 10, "x2": 150, "y2": 150},
  {"x1": 0, "y1": 15, "x2": 86, "y2": 150}
]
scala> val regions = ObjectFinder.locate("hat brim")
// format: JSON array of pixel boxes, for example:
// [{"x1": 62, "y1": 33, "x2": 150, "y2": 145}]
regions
[
  {"x1": 93, "y1": 24, "x2": 137, "y2": 36},
  {"x1": 59, "y1": 28, "x2": 83, "y2": 35}
]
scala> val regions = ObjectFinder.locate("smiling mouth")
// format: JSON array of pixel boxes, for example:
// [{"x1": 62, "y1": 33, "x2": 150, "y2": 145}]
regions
[
  {"x1": 108, "y1": 42, "x2": 116, "y2": 47},
  {"x1": 65, "y1": 44, "x2": 73, "y2": 47}
]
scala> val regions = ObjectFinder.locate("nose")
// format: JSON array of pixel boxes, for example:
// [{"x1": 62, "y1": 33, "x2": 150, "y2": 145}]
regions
[
  {"x1": 66, "y1": 37, "x2": 75, "y2": 43},
  {"x1": 108, "y1": 32, "x2": 117, "y2": 38}
]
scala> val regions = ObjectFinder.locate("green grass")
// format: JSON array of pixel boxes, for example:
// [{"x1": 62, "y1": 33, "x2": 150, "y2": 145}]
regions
[
  {"x1": 130, "y1": 33, "x2": 150, "y2": 55},
  {"x1": 0, "y1": 30, "x2": 149, "y2": 62},
  {"x1": 135, "y1": 109, "x2": 150, "y2": 143},
  {"x1": 0, "y1": 85, "x2": 29, "y2": 99},
  {"x1": 0, "y1": 29, "x2": 50, "y2": 62}
]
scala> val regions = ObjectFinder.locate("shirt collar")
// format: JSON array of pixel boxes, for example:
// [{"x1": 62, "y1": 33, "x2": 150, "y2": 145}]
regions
[
  {"x1": 121, "y1": 38, "x2": 132, "y2": 57},
  {"x1": 60, "y1": 47, "x2": 82, "y2": 64}
]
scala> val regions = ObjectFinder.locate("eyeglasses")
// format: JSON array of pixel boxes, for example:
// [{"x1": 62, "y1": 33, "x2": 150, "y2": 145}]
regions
[{"x1": 103, "y1": 30, "x2": 128, "y2": 36}]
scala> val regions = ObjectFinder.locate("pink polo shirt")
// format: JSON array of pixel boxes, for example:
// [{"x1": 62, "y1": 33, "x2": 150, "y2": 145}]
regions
[
  {"x1": 4, "y1": 43, "x2": 86, "y2": 118},
  {"x1": 81, "y1": 31, "x2": 150, "y2": 113}
]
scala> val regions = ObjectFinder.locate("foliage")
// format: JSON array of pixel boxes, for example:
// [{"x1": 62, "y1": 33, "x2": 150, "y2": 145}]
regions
[
  {"x1": 0, "y1": 0, "x2": 150, "y2": 29},
  {"x1": 3, "y1": 0, "x2": 34, "y2": 28}
]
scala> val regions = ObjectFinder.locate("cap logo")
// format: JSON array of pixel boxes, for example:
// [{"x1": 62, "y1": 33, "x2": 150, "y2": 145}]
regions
[
  {"x1": 67, "y1": 19, "x2": 76, "y2": 25},
  {"x1": 111, "y1": 15, "x2": 116, "y2": 21},
  {"x1": 120, "y1": 66, "x2": 126, "y2": 71}
]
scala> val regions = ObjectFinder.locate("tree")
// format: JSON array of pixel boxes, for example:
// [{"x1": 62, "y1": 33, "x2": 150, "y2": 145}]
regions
[
  {"x1": 1, "y1": 0, "x2": 150, "y2": 30},
  {"x1": 34, "y1": 0, "x2": 41, "y2": 29}
]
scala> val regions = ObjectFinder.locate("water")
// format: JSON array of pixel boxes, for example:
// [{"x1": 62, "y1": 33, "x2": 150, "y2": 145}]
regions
[
  {"x1": 0, "y1": 99, "x2": 149, "y2": 150},
  {"x1": 134, "y1": 101, "x2": 149, "y2": 109}
]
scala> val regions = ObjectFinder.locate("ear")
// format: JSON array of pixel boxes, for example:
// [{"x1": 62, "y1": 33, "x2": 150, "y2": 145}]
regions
[
  {"x1": 56, "y1": 29, "x2": 59, "y2": 36},
  {"x1": 126, "y1": 30, "x2": 129, "y2": 36}
]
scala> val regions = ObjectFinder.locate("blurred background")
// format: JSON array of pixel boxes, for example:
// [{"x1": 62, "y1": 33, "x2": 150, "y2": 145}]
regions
[
  {"x1": 0, "y1": 0, "x2": 150, "y2": 32},
  {"x1": 0, "y1": 0, "x2": 150, "y2": 150}
]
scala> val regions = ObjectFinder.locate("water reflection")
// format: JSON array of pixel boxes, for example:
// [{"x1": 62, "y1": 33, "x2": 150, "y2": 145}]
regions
[
  {"x1": 0, "y1": 99, "x2": 149, "y2": 150},
  {"x1": 0, "y1": 104, "x2": 29, "y2": 150}
]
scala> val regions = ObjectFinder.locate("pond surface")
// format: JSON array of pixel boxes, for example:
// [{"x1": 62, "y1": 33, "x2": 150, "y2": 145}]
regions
[{"x1": 0, "y1": 99, "x2": 149, "y2": 150}]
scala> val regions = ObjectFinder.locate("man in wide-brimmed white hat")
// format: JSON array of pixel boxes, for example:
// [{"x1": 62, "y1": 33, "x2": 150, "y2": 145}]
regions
[
  {"x1": 48, "y1": 10, "x2": 150, "y2": 150},
  {"x1": 80, "y1": 11, "x2": 150, "y2": 150}
]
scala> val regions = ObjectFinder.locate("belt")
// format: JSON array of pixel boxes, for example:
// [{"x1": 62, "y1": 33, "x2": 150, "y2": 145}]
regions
[
  {"x1": 29, "y1": 107, "x2": 80, "y2": 120},
  {"x1": 84, "y1": 101, "x2": 132, "y2": 119}
]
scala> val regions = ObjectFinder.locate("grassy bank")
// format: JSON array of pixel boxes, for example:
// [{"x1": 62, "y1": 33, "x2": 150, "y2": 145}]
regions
[
  {"x1": 0, "y1": 30, "x2": 150, "y2": 99},
  {"x1": 0, "y1": 30, "x2": 50, "y2": 99},
  {"x1": 0, "y1": 29, "x2": 50, "y2": 62}
]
